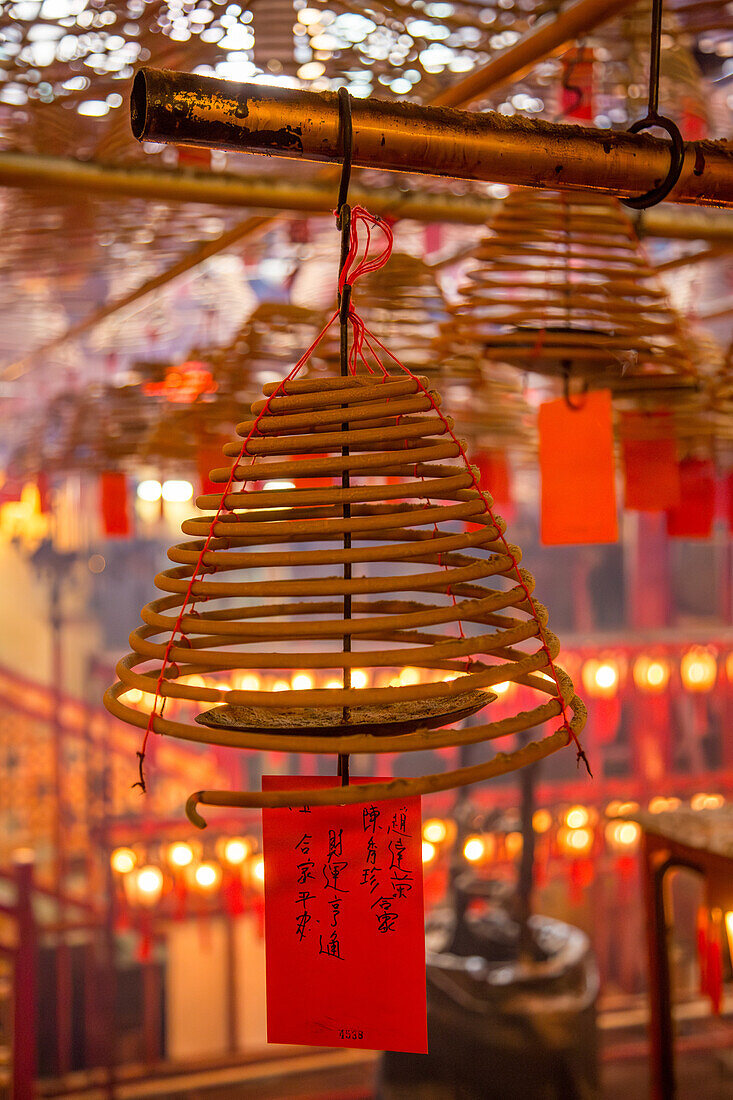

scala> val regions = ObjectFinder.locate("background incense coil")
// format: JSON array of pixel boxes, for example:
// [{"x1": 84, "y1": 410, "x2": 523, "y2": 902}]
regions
[
  {"x1": 443, "y1": 189, "x2": 696, "y2": 388},
  {"x1": 315, "y1": 253, "x2": 451, "y2": 378},
  {"x1": 104, "y1": 371, "x2": 585, "y2": 816},
  {"x1": 613, "y1": 330, "x2": 732, "y2": 467}
]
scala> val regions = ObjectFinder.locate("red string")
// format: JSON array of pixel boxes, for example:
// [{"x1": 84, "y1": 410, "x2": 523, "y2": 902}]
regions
[{"x1": 136, "y1": 204, "x2": 588, "y2": 791}]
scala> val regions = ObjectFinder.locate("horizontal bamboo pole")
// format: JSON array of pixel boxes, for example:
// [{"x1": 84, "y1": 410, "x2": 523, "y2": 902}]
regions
[
  {"x1": 0, "y1": 151, "x2": 496, "y2": 227},
  {"x1": 3, "y1": 151, "x2": 733, "y2": 240},
  {"x1": 1, "y1": 150, "x2": 730, "y2": 243},
  {"x1": 132, "y1": 68, "x2": 733, "y2": 207}
]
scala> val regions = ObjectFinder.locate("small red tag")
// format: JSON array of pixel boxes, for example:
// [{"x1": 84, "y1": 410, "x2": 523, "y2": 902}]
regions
[
  {"x1": 666, "y1": 458, "x2": 715, "y2": 538},
  {"x1": 100, "y1": 472, "x2": 131, "y2": 537},
  {"x1": 538, "y1": 390, "x2": 618, "y2": 545},
  {"x1": 196, "y1": 442, "x2": 226, "y2": 497},
  {"x1": 262, "y1": 776, "x2": 427, "y2": 1054},
  {"x1": 621, "y1": 413, "x2": 680, "y2": 512}
]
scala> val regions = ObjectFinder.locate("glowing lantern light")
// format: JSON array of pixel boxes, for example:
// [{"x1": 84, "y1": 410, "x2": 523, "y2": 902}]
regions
[
  {"x1": 272, "y1": 680, "x2": 290, "y2": 692},
  {"x1": 423, "y1": 819, "x2": 448, "y2": 845},
  {"x1": 422, "y1": 841, "x2": 437, "y2": 864},
  {"x1": 565, "y1": 805, "x2": 590, "y2": 830},
  {"x1": 220, "y1": 837, "x2": 252, "y2": 866},
  {"x1": 648, "y1": 796, "x2": 680, "y2": 814},
  {"x1": 251, "y1": 856, "x2": 265, "y2": 885},
  {"x1": 558, "y1": 825, "x2": 593, "y2": 857},
  {"x1": 581, "y1": 658, "x2": 620, "y2": 698},
  {"x1": 399, "y1": 666, "x2": 421, "y2": 686},
  {"x1": 505, "y1": 832, "x2": 523, "y2": 859},
  {"x1": 608, "y1": 800, "x2": 639, "y2": 818},
  {"x1": 532, "y1": 809, "x2": 553, "y2": 834},
  {"x1": 493, "y1": 681, "x2": 516, "y2": 698},
  {"x1": 680, "y1": 648, "x2": 717, "y2": 693},
  {"x1": 726, "y1": 652, "x2": 733, "y2": 683},
  {"x1": 633, "y1": 655, "x2": 671, "y2": 694},
  {"x1": 325, "y1": 679, "x2": 342, "y2": 690},
  {"x1": 161, "y1": 480, "x2": 194, "y2": 503},
  {"x1": 351, "y1": 669, "x2": 369, "y2": 690},
  {"x1": 463, "y1": 836, "x2": 486, "y2": 863},
  {"x1": 233, "y1": 672, "x2": 261, "y2": 692},
  {"x1": 194, "y1": 862, "x2": 222, "y2": 891},
  {"x1": 605, "y1": 820, "x2": 641, "y2": 852},
  {"x1": 136, "y1": 480, "x2": 162, "y2": 502},
  {"x1": 167, "y1": 842, "x2": 194, "y2": 869},
  {"x1": 111, "y1": 847, "x2": 137, "y2": 874},
  {"x1": 291, "y1": 673, "x2": 314, "y2": 691},
  {"x1": 691, "y1": 793, "x2": 725, "y2": 812},
  {"x1": 134, "y1": 865, "x2": 164, "y2": 906}
]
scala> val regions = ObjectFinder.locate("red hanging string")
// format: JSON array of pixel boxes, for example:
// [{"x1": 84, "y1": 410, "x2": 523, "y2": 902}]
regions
[{"x1": 135, "y1": 205, "x2": 588, "y2": 791}]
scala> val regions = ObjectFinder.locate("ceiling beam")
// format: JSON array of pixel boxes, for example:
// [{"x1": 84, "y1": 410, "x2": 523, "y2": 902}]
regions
[{"x1": 432, "y1": 0, "x2": 638, "y2": 108}]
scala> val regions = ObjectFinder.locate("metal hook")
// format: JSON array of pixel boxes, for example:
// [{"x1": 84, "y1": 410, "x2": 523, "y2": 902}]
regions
[
  {"x1": 336, "y1": 86, "x2": 353, "y2": 225},
  {"x1": 623, "y1": 0, "x2": 685, "y2": 209},
  {"x1": 562, "y1": 363, "x2": 587, "y2": 411}
]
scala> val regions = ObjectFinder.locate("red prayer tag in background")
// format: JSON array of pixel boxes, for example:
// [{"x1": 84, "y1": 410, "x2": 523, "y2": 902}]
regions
[
  {"x1": 261, "y1": 776, "x2": 427, "y2": 1054},
  {"x1": 538, "y1": 389, "x2": 618, "y2": 545},
  {"x1": 666, "y1": 457, "x2": 715, "y2": 538},
  {"x1": 100, "y1": 471, "x2": 131, "y2": 537},
  {"x1": 621, "y1": 412, "x2": 680, "y2": 512}
]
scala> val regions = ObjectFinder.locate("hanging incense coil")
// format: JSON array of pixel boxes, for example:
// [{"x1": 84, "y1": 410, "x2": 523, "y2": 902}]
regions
[
  {"x1": 443, "y1": 189, "x2": 696, "y2": 388},
  {"x1": 440, "y1": 370, "x2": 536, "y2": 460},
  {"x1": 615, "y1": 330, "x2": 732, "y2": 465},
  {"x1": 211, "y1": 301, "x2": 324, "y2": 394},
  {"x1": 10, "y1": 383, "x2": 161, "y2": 477},
  {"x1": 105, "y1": 370, "x2": 585, "y2": 816},
  {"x1": 315, "y1": 253, "x2": 452, "y2": 378},
  {"x1": 143, "y1": 304, "x2": 326, "y2": 462}
]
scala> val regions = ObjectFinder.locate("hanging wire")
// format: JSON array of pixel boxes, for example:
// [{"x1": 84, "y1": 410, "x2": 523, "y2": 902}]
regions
[
  {"x1": 622, "y1": 0, "x2": 684, "y2": 209},
  {"x1": 337, "y1": 86, "x2": 353, "y2": 788}
]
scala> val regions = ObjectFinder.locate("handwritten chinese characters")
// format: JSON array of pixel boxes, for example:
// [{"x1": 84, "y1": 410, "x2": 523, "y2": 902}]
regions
[{"x1": 262, "y1": 776, "x2": 427, "y2": 1054}]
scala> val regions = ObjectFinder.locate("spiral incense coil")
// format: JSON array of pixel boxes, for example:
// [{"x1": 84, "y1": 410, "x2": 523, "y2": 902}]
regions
[
  {"x1": 444, "y1": 189, "x2": 695, "y2": 387},
  {"x1": 440, "y1": 371, "x2": 536, "y2": 460},
  {"x1": 315, "y1": 253, "x2": 451, "y2": 378},
  {"x1": 105, "y1": 371, "x2": 585, "y2": 817},
  {"x1": 615, "y1": 331, "x2": 732, "y2": 463},
  {"x1": 210, "y1": 301, "x2": 324, "y2": 395}
]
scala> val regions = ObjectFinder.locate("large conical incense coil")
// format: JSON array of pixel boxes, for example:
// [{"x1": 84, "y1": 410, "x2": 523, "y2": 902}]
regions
[
  {"x1": 104, "y1": 370, "x2": 586, "y2": 817},
  {"x1": 315, "y1": 253, "x2": 451, "y2": 378},
  {"x1": 444, "y1": 189, "x2": 695, "y2": 388}
]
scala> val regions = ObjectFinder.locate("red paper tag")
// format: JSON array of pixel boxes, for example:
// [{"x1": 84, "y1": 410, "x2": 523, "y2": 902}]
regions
[
  {"x1": 561, "y1": 47, "x2": 594, "y2": 121},
  {"x1": 666, "y1": 458, "x2": 715, "y2": 538},
  {"x1": 474, "y1": 448, "x2": 512, "y2": 510},
  {"x1": 538, "y1": 390, "x2": 618, "y2": 545},
  {"x1": 100, "y1": 472, "x2": 131, "y2": 537},
  {"x1": 621, "y1": 413, "x2": 680, "y2": 512},
  {"x1": 261, "y1": 776, "x2": 427, "y2": 1054},
  {"x1": 196, "y1": 442, "x2": 226, "y2": 497}
]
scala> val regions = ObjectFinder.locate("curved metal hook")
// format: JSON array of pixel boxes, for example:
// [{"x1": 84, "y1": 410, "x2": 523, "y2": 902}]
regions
[
  {"x1": 186, "y1": 792, "x2": 208, "y2": 829},
  {"x1": 623, "y1": 114, "x2": 685, "y2": 209},
  {"x1": 562, "y1": 365, "x2": 588, "y2": 411}
]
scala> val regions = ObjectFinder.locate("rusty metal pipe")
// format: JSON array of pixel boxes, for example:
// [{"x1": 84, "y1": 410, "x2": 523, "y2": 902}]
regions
[{"x1": 131, "y1": 68, "x2": 733, "y2": 208}]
